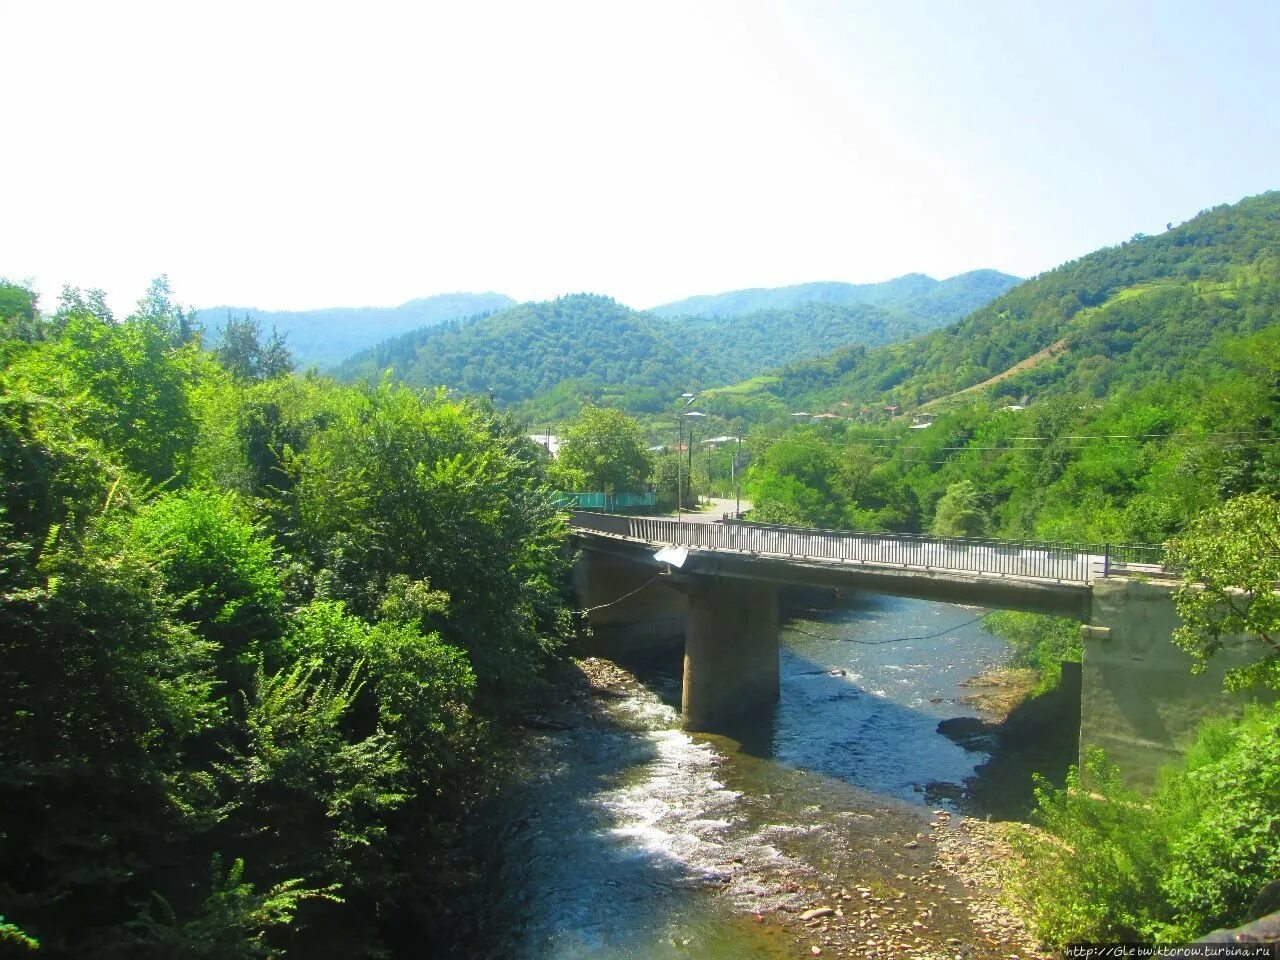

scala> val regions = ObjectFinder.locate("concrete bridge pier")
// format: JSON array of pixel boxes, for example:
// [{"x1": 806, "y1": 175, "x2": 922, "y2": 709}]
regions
[{"x1": 678, "y1": 577, "x2": 780, "y2": 731}]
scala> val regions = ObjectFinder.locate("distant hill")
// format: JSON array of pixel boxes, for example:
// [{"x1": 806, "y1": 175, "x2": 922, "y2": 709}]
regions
[
  {"x1": 333, "y1": 288, "x2": 991, "y2": 420},
  {"x1": 649, "y1": 270, "x2": 1021, "y2": 323},
  {"x1": 336, "y1": 295, "x2": 703, "y2": 416},
  {"x1": 700, "y1": 192, "x2": 1280, "y2": 419},
  {"x1": 195, "y1": 292, "x2": 515, "y2": 369}
]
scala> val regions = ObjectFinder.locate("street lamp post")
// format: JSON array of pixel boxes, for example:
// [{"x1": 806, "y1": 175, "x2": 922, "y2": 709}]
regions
[
  {"x1": 675, "y1": 393, "x2": 696, "y2": 522},
  {"x1": 684, "y1": 410, "x2": 707, "y2": 514},
  {"x1": 737, "y1": 435, "x2": 747, "y2": 522}
]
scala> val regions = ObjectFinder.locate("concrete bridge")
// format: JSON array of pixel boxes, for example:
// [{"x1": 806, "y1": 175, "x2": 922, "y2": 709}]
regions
[{"x1": 570, "y1": 512, "x2": 1263, "y2": 787}]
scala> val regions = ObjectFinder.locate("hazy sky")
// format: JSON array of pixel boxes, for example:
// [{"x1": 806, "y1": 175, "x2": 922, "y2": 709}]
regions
[{"x1": 3, "y1": 0, "x2": 1277, "y2": 315}]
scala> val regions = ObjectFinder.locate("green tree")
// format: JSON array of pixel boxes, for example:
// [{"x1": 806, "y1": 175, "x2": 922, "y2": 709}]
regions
[
  {"x1": 136, "y1": 274, "x2": 198, "y2": 345},
  {"x1": 932, "y1": 479, "x2": 988, "y2": 537},
  {"x1": 557, "y1": 406, "x2": 651, "y2": 493},
  {"x1": 0, "y1": 281, "x2": 42, "y2": 341},
  {"x1": 217, "y1": 314, "x2": 295, "y2": 382},
  {"x1": 1166, "y1": 492, "x2": 1280, "y2": 691}
]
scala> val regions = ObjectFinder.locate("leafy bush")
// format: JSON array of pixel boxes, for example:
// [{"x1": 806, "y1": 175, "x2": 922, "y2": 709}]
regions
[{"x1": 1011, "y1": 703, "x2": 1280, "y2": 945}]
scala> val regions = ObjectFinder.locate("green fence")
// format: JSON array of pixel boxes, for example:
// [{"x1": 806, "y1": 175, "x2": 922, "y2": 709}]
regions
[{"x1": 554, "y1": 491, "x2": 656, "y2": 512}]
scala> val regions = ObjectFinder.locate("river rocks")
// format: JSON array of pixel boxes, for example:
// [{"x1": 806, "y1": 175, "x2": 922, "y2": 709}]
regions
[
  {"x1": 801, "y1": 906, "x2": 835, "y2": 920},
  {"x1": 936, "y1": 716, "x2": 1000, "y2": 752},
  {"x1": 519, "y1": 713, "x2": 573, "y2": 730}
]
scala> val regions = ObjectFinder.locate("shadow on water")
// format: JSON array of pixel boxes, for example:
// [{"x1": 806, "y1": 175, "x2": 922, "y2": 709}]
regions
[{"x1": 476, "y1": 658, "x2": 797, "y2": 960}]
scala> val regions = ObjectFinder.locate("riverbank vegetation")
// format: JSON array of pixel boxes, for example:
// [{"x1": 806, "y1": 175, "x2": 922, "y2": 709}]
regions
[
  {"x1": 980, "y1": 612, "x2": 1081, "y2": 693},
  {"x1": 1012, "y1": 700, "x2": 1280, "y2": 944},
  {"x1": 1009, "y1": 493, "x2": 1280, "y2": 945},
  {"x1": 0, "y1": 281, "x2": 576, "y2": 957}
]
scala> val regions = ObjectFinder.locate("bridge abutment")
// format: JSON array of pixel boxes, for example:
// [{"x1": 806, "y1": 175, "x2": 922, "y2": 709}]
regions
[
  {"x1": 681, "y1": 578, "x2": 780, "y2": 731},
  {"x1": 573, "y1": 550, "x2": 686, "y2": 655},
  {"x1": 1082, "y1": 575, "x2": 1273, "y2": 790}
]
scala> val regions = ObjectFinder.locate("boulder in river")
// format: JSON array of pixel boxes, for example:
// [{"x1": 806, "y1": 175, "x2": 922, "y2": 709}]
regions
[{"x1": 936, "y1": 716, "x2": 999, "y2": 752}]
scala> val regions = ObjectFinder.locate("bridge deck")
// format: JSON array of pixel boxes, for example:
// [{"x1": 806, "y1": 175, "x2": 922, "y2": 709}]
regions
[{"x1": 570, "y1": 512, "x2": 1162, "y2": 586}]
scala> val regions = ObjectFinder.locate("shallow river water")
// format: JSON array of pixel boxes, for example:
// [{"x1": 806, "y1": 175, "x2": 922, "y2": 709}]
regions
[{"x1": 486, "y1": 593, "x2": 1022, "y2": 959}]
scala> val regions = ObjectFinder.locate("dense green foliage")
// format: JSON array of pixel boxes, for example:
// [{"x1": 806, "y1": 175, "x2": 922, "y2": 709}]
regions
[
  {"x1": 1167, "y1": 492, "x2": 1280, "y2": 690},
  {"x1": 334, "y1": 282, "x2": 1012, "y2": 421},
  {"x1": 930, "y1": 479, "x2": 988, "y2": 537},
  {"x1": 197, "y1": 292, "x2": 515, "y2": 370},
  {"x1": 1002, "y1": 492, "x2": 1280, "y2": 945},
  {"x1": 739, "y1": 193, "x2": 1280, "y2": 548},
  {"x1": 648, "y1": 269, "x2": 1019, "y2": 321},
  {"x1": 339, "y1": 295, "x2": 706, "y2": 416},
  {"x1": 1012, "y1": 706, "x2": 1280, "y2": 945},
  {"x1": 0, "y1": 284, "x2": 574, "y2": 957}
]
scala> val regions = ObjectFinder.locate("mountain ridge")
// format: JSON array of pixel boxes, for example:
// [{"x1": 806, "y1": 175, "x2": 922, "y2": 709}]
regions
[
  {"x1": 698, "y1": 191, "x2": 1280, "y2": 421},
  {"x1": 648, "y1": 269, "x2": 1020, "y2": 320}
]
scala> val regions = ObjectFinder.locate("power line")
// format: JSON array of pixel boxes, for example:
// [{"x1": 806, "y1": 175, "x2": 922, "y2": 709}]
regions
[{"x1": 783, "y1": 613, "x2": 989, "y2": 645}]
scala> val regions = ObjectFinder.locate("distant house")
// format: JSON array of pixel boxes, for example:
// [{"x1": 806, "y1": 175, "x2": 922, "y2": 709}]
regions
[
  {"x1": 883, "y1": 404, "x2": 901, "y2": 416},
  {"x1": 701, "y1": 435, "x2": 739, "y2": 448},
  {"x1": 909, "y1": 414, "x2": 934, "y2": 430},
  {"x1": 997, "y1": 404, "x2": 1026, "y2": 413},
  {"x1": 529, "y1": 433, "x2": 561, "y2": 457},
  {"x1": 812, "y1": 413, "x2": 842, "y2": 422}
]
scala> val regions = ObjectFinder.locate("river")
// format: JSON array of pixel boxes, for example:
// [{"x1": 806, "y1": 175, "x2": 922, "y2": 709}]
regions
[{"x1": 481, "y1": 593, "x2": 1045, "y2": 959}]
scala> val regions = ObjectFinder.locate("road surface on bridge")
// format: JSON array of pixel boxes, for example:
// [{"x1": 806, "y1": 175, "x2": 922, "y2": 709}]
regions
[{"x1": 570, "y1": 512, "x2": 1162, "y2": 585}]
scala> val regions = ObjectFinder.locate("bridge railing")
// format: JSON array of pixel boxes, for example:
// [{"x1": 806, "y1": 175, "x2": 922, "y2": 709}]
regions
[{"x1": 569, "y1": 512, "x2": 1164, "y2": 583}]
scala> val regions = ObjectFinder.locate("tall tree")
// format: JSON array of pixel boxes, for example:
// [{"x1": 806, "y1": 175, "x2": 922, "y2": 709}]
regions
[
  {"x1": 1167, "y1": 492, "x2": 1280, "y2": 691},
  {"x1": 557, "y1": 406, "x2": 652, "y2": 493},
  {"x1": 932, "y1": 480, "x2": 988, "y2": 537}
]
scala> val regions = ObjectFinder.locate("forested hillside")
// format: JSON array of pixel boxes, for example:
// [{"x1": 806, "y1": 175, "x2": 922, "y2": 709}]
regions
[
  {"x1": 737, "y1": 192, "x2": 1280, "y2": 549},
  {"x1": 712, "y1": 194, "x2": 1280, "y2": 418},
  {"x1": 335, "y1": 288, "x2": 998, "y2": 421},
  {"x1": 649, "y1": 269, "x2": 1020, "y2": 322},
  {"x1": 196, "y1": 291, "x2": 515, "y2": 369},
  {"x1": 0, "y1": 281, "x2": 573, "y2": 957}
]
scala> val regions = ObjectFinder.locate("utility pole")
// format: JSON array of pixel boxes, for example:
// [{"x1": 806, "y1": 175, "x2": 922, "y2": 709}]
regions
[
  {"x1": 707, "y1": 443, "x2": 712, "y2": 501},
  {"x1": 675, "y1": 411, "x2": 683, "y2": 523},
  {"x1": 687, "y1": 421, "x2": 695, "y2": 509},
  {"x1": 735, "y1": 434, "x2": 742, "y2": 518}
]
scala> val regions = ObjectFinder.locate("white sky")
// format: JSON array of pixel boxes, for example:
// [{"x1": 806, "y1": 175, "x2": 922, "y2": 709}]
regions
[{"x1": 2, "y1": 0, "x2": 1277, "y2": 314}]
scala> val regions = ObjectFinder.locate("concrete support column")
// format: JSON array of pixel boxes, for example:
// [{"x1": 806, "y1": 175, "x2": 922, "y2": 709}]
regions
[{"x1": 682, "y1": 578, "x2": 780, "y2": 731}]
